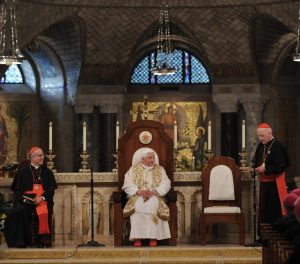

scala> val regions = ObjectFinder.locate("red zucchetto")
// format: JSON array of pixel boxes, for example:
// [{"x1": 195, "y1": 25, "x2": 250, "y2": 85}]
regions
[
  {"x1": 29, "y1": 146, "x2": 40, "y2": 156},
  {"x1": 291, "y1": 188, "x2": 300, "y2": 196},
  {"x1": 257, "y1": 122, "x2": 271, "y2": 129},
  {"x1": 283, "y1": 193, "x2": 298, "y2": 210}
]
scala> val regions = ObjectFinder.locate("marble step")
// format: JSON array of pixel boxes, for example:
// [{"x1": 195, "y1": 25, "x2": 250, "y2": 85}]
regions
[{"x1": 0, "y1": 246, "x2": 262, "y2": 264}]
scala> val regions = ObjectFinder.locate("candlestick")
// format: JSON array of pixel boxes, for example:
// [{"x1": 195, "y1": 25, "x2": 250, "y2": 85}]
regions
[
  {"x1": 174, "y1": 121, "x2": 177, "y2": 149},
  {"x1": 46, "y1": 150, "x2": 56, "y2": 172},
  {"x1": 83, "y1": 122, "x2": 87, "y2": 152},
  {"x1": 49, "y1": 121, "x2": 52, "y2": 151},
  {"x1": 112, "y1": 150, "x2": 119, "y2": 173},
  {"x1": 79, "y1": 151, "x2": 90, "y2": 173},
  {"x1": 116, "y1": 121, "x2": 119, "y2": 151},
  {"x1": 242, "y1": 119, "x2": 246, "y2": 149},
  {"x1": 239, "y1": 149, "x2": 248, "y2": 167},
  {"x1": 208, "y1": 121, "x2": 211, "y2": 151}
]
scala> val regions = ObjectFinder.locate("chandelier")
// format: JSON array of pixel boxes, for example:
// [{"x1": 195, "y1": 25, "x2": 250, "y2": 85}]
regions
[
  {"x1": 151, "y1": 5, "x2": 176, "y2": 76},
  {"x1": 0, "y1": 0, "x2": 23, "y2": 65},
  {"x1": 294, "y1": 0, "x2": 300, "y2": 62}
]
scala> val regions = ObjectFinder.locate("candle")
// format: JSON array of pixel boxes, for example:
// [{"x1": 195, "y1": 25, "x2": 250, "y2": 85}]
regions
[
  {"x1": 116, "y1": 121, "x2": 119, "y2": 150},
  {"x1": 208, "y1": 121, "x2": 211, "y2": 151},
  {"x1": 174, "y1": 121, "x2": 177, "y2": 149},
  {"x1": 242, "y1": 119, "x2": 246, "y2": 149},
  {"x1": 49, "y1": 121, "x2": 52, "y2": 151},
  {"x1": 192, "y1": 156, "x2": 195, "y2": 171},
  {"x1": 83, "y1": 122, "x2": 87, "y2": 152}
]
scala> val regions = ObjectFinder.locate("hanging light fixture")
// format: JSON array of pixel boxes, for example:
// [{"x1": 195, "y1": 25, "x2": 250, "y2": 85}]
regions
[
  {"x1": 0, "y1": 0, "x2": 23, "y2": 65},
  {"x1": 151, "y1": 5, "x2": 176, "y2": 76},
  {"x1": 294, "y1": 0, "x2": 300, "y2": 62}
]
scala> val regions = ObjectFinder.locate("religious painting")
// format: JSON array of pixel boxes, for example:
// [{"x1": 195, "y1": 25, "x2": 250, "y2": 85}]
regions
[
  {"x1": 131, "y1": 101, "x2": 208, "y2": 171},
  {"x1": 0, "y1": 101, "x2": 31, "y2": 166},
  {"x1": 0, "y1": 102, "x2": 17, "y2": 165}
]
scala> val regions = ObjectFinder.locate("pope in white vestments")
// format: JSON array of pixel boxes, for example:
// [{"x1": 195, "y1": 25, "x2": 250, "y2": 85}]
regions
[{"x1": 122, "y1": 148, "x2": 171, "y2": 247}]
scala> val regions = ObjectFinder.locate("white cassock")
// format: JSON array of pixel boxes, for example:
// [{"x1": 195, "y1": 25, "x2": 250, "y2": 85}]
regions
[{"x1": 122, "y1": 164, "x2": 171, "y2": 240}]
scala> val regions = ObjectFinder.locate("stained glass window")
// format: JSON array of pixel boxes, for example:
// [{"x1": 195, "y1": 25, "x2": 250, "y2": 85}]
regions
[
  {"x1": 0, "y1": 64, "x2": 23, "y2": 83},
  {"x1": 131, "y1": 48, "x2": 210, "y2": 84}
]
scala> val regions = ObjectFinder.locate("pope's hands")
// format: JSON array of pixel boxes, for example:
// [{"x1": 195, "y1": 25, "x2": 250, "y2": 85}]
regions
[{"x1": 136, "y1": 189, "x2": 158, "y2": 199}]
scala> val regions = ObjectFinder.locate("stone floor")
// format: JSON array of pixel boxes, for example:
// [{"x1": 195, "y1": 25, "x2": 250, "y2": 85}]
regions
[{"x1": 0, "y1": 244, "x2": 262, "y2": 264}]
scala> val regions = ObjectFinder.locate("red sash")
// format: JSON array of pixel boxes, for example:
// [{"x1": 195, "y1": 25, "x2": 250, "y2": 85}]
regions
[
  {"x1": 260, "y1": 172, "x2": 288, "y2": 216},
  {"x1": 25, "y1": 183, "x2": 50, "y2": 234}
]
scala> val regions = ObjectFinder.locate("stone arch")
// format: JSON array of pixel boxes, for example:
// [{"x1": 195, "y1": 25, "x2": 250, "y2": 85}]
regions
[
  {"x1": 20, "y1": 17, "x2": 83, "y2": 171},
  {"x1": 125, "y1": 17, "x2": 210, "y2": 88},
  {"x1": 250, "y1": 12, "x2": 293, "y2": 82},
  {"x1": 26, "y1": 16, "x2": 83, "y2": 103}
]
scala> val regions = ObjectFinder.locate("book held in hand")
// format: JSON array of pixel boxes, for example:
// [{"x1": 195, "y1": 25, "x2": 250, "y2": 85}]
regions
[{"x1": 23, "y1": 194, "x2": 36, "y2": 204}]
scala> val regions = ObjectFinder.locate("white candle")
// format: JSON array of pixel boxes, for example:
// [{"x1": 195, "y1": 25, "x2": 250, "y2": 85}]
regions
[
  {"x1": 208, "y1": 121, "x2": 211, "y2": 151},
  {"x1": 49, "y1": 121, "x2": 52, "y2": 151},
  {"x1": 242, "y1": 119, "x2": 246, "y2": 149},
  {"x1": 174, "y1": 121, "x2": 177, "y2": 149},
  {"x1": 116, "y1": 121, "x2": 119, "y2": 150},
  {"x1": 192, "y1": 156, "x2": 195, "y2": 170},
  {"x1": 83, "y1": 122, "x2": 87, "y2": 152}
]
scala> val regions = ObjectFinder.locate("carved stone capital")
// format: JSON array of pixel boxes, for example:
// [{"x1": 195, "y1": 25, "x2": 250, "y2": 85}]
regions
[
  {"x1": 212, "y1": 94, "x2": 238, "y2": 113},
  {"x1": 174, "y1": 186, "x2": 199, "y2": 201},
  {"x1": 74, "y1": 104, "x2": 94, "y2": 114},
  {"x1": 75, "y1": 94, "x2": 124, "y2": 114},
  {"x1": 239, "y1": 94, "x2": 264, "y2": 113},
  {"x1": 98, "y1": 104, "x2": 119, "y2": 113}
]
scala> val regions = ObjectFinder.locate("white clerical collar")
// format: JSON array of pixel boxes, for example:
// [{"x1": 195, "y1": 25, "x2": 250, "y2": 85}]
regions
[{"x1": 31, "y1": 164, "x2": 40, "y2": 169}]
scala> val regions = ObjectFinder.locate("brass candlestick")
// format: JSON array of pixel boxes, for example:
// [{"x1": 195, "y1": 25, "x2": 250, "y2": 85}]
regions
[
  {"x1": 239, "y1": 148, "x2": 248, "y2": 167},
  {"x1": 112, "y1": 150, "x2": 118, "y2": 173},
  {"x1": 79, "y1": 151, "x2": 90, "y2": 173},
  {"x1": 206, "y1": 149, "x2": 214, "y2": 159},
  {"x1": 46, "y1": 150, "x2": 56, "y2": 172}
]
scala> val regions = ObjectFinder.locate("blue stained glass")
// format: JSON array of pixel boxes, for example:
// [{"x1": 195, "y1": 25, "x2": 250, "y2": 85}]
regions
[
  {"x1": 150, "y1": 53, "x2": 156, "y2": 84},
  {"x1": 131, "y1": 56, "x2": 149, "y2": 84},
  {"x1": 2, "y1": 64, "x2": 23, "y2": 83},
  {"x1": 130, "y1": 48, "x2": 210, "y2": 84},
  {"x1": 157, "y1": 49, "x2": 182, "y2": 83},
  {"x1": 184, "y1": 51, "x2": 190, "y2": 83},
  {"x1": 191, "y1": 56, "x2": 210, "y2": 83}
]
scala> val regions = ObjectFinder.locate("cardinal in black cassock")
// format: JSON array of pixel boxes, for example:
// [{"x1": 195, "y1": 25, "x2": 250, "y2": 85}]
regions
[
  {"x1": 253, "y1": 123, "x2": 289, "y2": 237},
  {"x1": 4, "y1": 147, "x2": 57, "y2": 248}
]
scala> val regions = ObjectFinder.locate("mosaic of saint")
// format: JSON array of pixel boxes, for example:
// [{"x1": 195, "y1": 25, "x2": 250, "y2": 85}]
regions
[{"x1": 132, "y1": 101, "x2": 208, "y2": 170}]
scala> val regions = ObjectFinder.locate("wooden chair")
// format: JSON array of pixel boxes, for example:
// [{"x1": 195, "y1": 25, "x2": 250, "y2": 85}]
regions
[
  {"x1": 113, "y1": 119, "x2": 177, "y2": 246},
  {"x1": 199, "y1": 156, "x2": 245, "y2": 245}
]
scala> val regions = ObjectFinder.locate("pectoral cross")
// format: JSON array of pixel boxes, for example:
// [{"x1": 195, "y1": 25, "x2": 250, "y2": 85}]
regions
[{"x1": 131, "y1": 95, "x2": 161, "y2": 120}]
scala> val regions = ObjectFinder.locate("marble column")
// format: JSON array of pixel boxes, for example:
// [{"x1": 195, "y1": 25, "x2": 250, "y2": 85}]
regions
[
  {"x1": 98, "y1": 104, "x2": 118, "y2": 172},
  {"x1": 75, "y1": 93, "x2": 123, "y2": 172},
  {"x1": 177, "y1": 187, "x2": 196, "y2": 243},
  {"x1": 239, "y1": 94, "x2": 265, "y2": 165},
  {"x1": 92, "y1": 109, "x2": 101, "y2": 171},
  {"x1": 212, "y1": 94, "x2": 239, "y2": 160}
]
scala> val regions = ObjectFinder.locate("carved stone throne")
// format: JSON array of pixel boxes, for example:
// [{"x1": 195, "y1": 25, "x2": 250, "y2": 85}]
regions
[{"x1": 112, "y1": 120, "x2": 177, "y2": 246}]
